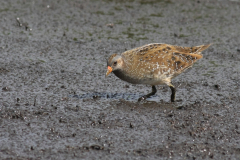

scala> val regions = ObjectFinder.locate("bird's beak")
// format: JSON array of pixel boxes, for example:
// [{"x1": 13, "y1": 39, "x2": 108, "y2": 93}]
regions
[{"x1": 106, "y1": 66, "x2": 112, "y2": 77}]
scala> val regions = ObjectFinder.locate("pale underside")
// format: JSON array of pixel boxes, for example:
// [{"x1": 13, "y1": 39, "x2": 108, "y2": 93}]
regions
[{"x1": 114, "y1": 43, "x2": 210, "y2": 86}]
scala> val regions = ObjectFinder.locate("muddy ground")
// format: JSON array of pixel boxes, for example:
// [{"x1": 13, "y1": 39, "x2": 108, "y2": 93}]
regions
[{"x1": 0, "y1": 0, "x2": 240, "y2": 159}]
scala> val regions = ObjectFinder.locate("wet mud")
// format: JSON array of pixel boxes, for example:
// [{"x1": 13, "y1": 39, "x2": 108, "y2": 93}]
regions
[{"x1": 0, "y1": 0, "x2": 240, "y2": 159}]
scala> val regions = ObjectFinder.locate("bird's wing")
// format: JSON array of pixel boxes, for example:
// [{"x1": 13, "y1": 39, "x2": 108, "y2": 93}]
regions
[{"x1": 122, "y1": 43, "x2": 211, "y2": 78}]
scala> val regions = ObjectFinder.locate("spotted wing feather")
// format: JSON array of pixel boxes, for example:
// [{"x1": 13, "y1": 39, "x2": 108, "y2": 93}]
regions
[
  {"x1": 173, "y1": 44, "x2": 212, "y2": 54},
  {"x1": 170, "y1": 44, "x2": 211, "y2": 77},
  {"x1": 122, "y1": 43, "x2": 211, "y2": 79}
]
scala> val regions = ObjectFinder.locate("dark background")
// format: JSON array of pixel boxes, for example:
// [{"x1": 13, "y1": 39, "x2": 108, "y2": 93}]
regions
[{"x1": 0, "y1": 0, "x2": 240, "y2": 159}]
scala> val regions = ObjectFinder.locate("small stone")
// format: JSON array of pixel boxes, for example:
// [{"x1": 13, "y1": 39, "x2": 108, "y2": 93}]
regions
[
  {"x1": 214, "y1": 84, "x2": 221, "y2": 90},
  {"x1": 2, "y1": 87, "x2": 9, "y2": 91}
]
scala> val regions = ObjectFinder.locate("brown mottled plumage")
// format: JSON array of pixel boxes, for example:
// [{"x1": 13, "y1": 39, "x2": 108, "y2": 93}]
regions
[{"x1": 106, "y1": 43, "x2": 211, "y2": 102}]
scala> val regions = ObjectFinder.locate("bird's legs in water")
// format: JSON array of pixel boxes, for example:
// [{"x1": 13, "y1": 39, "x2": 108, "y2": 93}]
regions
[
  {"x1": 138, "y1": 84, "x2": 176, "y2": 102},
  {"x1": 138, "y1": 85, "x2": 157, "y2": 101}
]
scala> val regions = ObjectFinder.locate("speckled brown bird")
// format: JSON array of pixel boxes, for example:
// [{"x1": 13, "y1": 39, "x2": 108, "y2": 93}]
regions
[{"x1": 106, "y1": 43, "x2": 211, "y2": 102}]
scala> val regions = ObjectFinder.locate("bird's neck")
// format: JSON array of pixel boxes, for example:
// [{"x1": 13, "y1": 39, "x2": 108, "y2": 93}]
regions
[{"x1": 113, "y1": 69, "x2": 125, "y2": 79}]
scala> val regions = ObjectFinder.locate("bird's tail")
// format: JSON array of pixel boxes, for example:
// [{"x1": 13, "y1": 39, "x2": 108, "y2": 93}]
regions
[{"x1": 194, "y1": 43, "x2": 212, "y2": 53}]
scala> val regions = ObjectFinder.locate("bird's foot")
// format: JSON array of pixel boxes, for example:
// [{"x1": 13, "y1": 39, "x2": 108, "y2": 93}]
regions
[
  {"x1": 172, "y1": 99, "x2": 182, "y2": 103},
  {"x1": 138, "y1": 96, "x2": 148, "y2": 102}
]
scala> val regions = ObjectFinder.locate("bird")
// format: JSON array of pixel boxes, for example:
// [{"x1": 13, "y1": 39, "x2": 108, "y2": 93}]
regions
[{"x1": 106, "y1": 43, "x2": 211, "y2": 102}]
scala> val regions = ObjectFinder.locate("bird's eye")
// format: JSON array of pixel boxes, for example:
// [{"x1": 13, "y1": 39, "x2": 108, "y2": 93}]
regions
[{"x1": 113, "y1": 61, "x2": 117, "y2": 65}]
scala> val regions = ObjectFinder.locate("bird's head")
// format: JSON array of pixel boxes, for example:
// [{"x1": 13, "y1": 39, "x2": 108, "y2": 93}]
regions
[{"x1": 106, "y1": 54, "x2": 123, "y2": 77}]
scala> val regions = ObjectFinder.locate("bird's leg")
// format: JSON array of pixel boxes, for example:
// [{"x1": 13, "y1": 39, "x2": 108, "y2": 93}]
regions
[
  {"x1": 169, "y1": 84, "x2": 176, "y2": 102},
  {"x1": 138, "y1": 85, "x2": 157, "y2": 101}
]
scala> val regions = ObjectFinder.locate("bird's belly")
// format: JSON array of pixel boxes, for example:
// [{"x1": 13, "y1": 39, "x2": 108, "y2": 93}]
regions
[
  {"x1": 140, "y1": 79, "x2": 165, "y2": 85},
  {"x1": 113, "y1": 70, "x2": 166, "y2": 85}
]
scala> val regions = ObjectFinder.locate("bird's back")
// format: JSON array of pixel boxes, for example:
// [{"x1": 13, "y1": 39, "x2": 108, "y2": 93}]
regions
[{"x1": 119, "y1": 43, "x2": 211, "y2": 85}]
